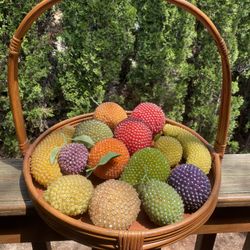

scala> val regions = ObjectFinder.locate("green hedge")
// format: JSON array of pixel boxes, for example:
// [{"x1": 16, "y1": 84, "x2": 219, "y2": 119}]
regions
[
  {"x1": 231, "y1": 1, "x2": 250, "y2": 152},
  {"x1": 0, "y1": 1, "x2": 57, "y2": 156},
  {"x1": 0, "y1": 0, "x2": 248, "y2": 156}
]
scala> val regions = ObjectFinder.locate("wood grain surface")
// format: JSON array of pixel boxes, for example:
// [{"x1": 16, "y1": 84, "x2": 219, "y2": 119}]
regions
[
  {"x1": 0, "y1": 159, "x2": 32, "y2": 216},
  {"x1": 218, "y1": 154, "x2": 250, "y2": 207},
  {"x1": 0, "y1": 154, "x2": 249, "y2": 216}
]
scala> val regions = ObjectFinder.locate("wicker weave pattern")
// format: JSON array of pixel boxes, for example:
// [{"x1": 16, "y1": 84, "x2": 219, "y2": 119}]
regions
[{"x1": 119, "y1": 231, "x2": 144, "y2": 250}]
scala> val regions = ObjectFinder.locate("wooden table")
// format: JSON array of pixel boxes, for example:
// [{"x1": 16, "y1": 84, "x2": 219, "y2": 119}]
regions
[{"x1": 1, "y1": 154, "x2": 250, "y2": 249}]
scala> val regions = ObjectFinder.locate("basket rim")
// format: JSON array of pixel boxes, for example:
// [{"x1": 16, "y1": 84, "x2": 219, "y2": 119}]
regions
[{"x1": 23, "y1": 113, "x2": 221, "y2": 239}]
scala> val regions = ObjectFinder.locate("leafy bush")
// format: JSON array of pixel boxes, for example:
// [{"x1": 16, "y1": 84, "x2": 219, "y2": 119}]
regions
[
  {"x1": 56, "y1": 0, "x2": 136, "y2": 117},
  {"x1": 0, "y1": 1, "x2": 57, "y2": 156},
  {"x1": 124, "y1": 0, "x2": 196, "y2": 123},
  {"x1": 0, "y1": 0, "x2": 248, "y2": 156},
  {"x1": 231, "y1": 1, "x2": 250, "y2": 152},
  {"x1": 183, "y1": 0, "x2": 244, "y2": 149}
]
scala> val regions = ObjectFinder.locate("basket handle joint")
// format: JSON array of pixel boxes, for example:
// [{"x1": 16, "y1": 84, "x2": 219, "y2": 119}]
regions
[
  {"x1": 214, "y1": 141, "x2": 227, "y2": 158},
  {"x1": 9, "y1": 36, "x2": 22, "y2": 56}
]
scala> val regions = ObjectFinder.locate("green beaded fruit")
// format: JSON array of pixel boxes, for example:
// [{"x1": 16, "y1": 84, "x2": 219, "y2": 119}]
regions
[
  {"x1": 138, "y1": 179, "x2": 184, "y2": 226},
  {"x1": 120, "y1": 147, "x2": 170, "y2": 186},
  {"x1": 74, "y1": 119, "x2": 113, "y2": 145}
]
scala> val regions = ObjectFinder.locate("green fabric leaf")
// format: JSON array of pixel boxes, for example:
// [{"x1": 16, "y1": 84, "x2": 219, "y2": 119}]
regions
[
  {"x1": 50, "y1": 147, "x2": 61, "y2": 165},
  {"x1": 154, "y1": 133, "x2": 162, "y2": 142},
  {"x1": 97, "y1": 152, "x2": 121, "y2": 166},
  {"x1": 85, "y1": 152, "x2": 121, "y2": 178},
  {"x1": 85, "y1": 168, "x2": 94, "y2": 178},
  {"x1": 72, "y1": 135, "x2": 94, "y2": 148}
]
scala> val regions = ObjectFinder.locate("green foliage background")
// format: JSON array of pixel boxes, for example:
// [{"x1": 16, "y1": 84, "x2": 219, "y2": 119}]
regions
[{"x1": 0, "y1": 0, "x2": 249, "y2": 156}]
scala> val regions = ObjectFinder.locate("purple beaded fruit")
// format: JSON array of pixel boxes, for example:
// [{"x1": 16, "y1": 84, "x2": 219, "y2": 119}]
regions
[
  {"x1": 168, "y1": 164, "x2": 211, "y2": 213},
  {"x1": 58, "y1": 143, "x2": 88, "y2": 174}
]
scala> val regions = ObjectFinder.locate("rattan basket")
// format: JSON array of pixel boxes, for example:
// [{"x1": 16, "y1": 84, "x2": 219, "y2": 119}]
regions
[{"x1": 8, "y1": 0, "x2": 231, "y2": 249}]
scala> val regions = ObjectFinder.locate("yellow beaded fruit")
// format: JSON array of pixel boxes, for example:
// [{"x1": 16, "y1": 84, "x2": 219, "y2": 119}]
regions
[
  {"x1": 31, "y1": 126, "x2": 75, "y2": 187},
  {"x1": 44, "y1": 175, "x2": 94, "y2": 216},
  {"x1": 163, "y1": 124, "x2": 212, "y2": 174},
  {"x1": 154, "y1": 135, "x2": 183, "y2": 167}
]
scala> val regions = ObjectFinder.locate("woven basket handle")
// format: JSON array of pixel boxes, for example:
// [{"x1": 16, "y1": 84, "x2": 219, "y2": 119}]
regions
[{"x1": 8, "y1": 0, "x2": 231, "y2": 157}]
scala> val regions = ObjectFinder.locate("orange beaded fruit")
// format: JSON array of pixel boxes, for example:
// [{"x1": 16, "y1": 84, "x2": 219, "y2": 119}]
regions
[
  {"x1": 93, "y1": 102, "x2": 127, "y2": 129},
  {"x1": 87, "y1": 138, "x2": 130, "y2": 179}
]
